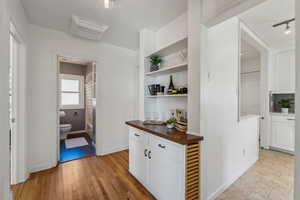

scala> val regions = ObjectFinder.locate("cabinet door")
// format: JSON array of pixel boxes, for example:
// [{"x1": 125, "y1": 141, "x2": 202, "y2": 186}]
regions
[
  {"x1": 274, "y1": 51, "x2": 295, "y2": 93},
  {"x1": 148, "y1": 136, "x2": 184, "y2": 200},
  {"x1": 272, "y1": 121, "x2": 295, "y2": 152},
  {"x1": 129, "y1": 128, "x2": 148, "y2": 185}
]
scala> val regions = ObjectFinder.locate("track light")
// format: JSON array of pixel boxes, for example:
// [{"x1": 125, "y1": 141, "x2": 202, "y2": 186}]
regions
[
  {"x1": 285, "y1": 24, "x2": 291, "y2": 35},
  {"x1": 104, "y1": 0, "x2": 115, "y2": 9},
  {"x1": 273, "y1": 18, "x2": 295, "y2": 35}
]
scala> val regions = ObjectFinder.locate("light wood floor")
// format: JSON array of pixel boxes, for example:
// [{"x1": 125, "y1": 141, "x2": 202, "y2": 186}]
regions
[
  {"x1": 217, "y1": 150, "x2": 294, "y2": 200},
  {"x1": 12, "y1": 151, "x2": 155, "y2": 200}
]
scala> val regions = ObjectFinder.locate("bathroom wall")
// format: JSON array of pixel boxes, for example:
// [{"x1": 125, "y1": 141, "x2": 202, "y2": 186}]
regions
[
  {"x1": 85, "y1": 63, "x2": 96, "y2": 141},
  {"x1": 60, "y1": 62, "x2": 86, "y2": 76},
  {"x1": 60, "y1": 62, "x2": 86, "y2": 132}
]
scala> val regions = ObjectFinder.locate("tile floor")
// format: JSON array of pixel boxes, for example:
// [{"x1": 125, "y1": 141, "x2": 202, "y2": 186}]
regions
[
  {"x1": 217, "y1": 149, "x2": 294, "y2": 200},
  {"x1": 60, "y1": 133, "x2": 95, "y2": 162}
]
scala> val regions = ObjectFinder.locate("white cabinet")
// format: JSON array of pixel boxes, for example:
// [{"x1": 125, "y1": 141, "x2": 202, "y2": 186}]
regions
[
  {"x1": 271, "y1": 115, "x2": 295, "y2": 152},
  {"x1": 272, "y1": 50, "x2": 295, "y2": 93},
  {"x1": 128, "y1": 127, "x2": 186, "y2": 200},
  {"x1": 129, "y1": 128, "x2": 148, "y2": 185},
  {"x1": 148, "y1": 136, "x2": 184, "y2": 200}
]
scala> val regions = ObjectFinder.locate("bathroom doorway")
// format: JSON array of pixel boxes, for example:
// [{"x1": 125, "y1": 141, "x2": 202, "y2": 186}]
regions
[{"x1": 57, "y1": 56, "x2": 97, "y2": 162}]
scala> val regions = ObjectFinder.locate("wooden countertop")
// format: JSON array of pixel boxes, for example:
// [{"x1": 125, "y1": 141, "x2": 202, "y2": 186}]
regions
[{"x1": 126, "y1": 120, "x2": 204, "y2": 145}]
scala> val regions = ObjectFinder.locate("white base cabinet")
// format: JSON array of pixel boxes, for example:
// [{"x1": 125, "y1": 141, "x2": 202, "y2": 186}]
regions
[
  {"x1": 271, "y1": 115, "x2": 295, "y2": 152},
  {"x1": 129, "y1": 127, "x2": 187, "y2": 200}
]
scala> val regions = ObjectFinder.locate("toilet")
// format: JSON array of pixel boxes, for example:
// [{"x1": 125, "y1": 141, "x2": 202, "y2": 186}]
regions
[
  {"x1": 60, "y1": 124, "x2": 72, "y2": 140},
  {"x1": 59, "y1": 111, "x2": 72, "y2": 140}
]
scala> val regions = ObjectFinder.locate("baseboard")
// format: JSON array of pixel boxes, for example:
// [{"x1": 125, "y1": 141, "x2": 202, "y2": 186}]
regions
[
  {"x1": 100, "y1": 145, "x2": 129, "y2": 156},
  {"x1": 207, "y1": 157, "x2": 258, "y2": 200},
  {"x1": 29, "y1": 161, "x2": 56, "y2": 173}
]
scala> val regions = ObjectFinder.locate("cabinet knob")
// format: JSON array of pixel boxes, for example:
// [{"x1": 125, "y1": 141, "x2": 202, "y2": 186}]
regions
[
  {"x1": 158, "y1": 144, "x2": 166, "y2": 149},
  {"x1": 148, "y1": 151, "x2": 152, "y2": 159},
  {"x1": 144, "y1": 149, "x2": 148, "y2": 157},
  {"x1": 134, "y1": 133, "x2": 140, "y2": 137}
]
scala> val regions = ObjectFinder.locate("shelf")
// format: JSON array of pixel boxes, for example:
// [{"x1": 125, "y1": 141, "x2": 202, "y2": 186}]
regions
[
  {"x1": 145, "y1": 63, "x2": 188, "y2": 76},
  {"x1": 145, "y1": 94, "x2": 188, "y2": 98},
  {"x1": 145, "y1": 37, "x2": 188, "y2": 58}
]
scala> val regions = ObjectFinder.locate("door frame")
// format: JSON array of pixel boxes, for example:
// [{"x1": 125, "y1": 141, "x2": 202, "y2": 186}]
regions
[
  {"x1": 9, "y1": 22, "x2": 28, "y2": 184},
  {"x1": 55, "y1": 54, "x2": 101, "y2": 162}
]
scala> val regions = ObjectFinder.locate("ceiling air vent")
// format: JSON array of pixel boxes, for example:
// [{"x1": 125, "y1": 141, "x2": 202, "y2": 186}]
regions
[{"x1": 70, "y1": 15, "x2": 109, "y2": 41}]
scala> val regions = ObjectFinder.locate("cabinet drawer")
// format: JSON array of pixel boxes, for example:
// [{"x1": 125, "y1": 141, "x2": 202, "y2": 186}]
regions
[
  {"x1": 150, "y1": 135, "x2": 184, "y2": 163},
  {"x1": 272, "y1": 115, "x2": 295, "y2": 123},
  {"x1": 129, "y1": 127, "x2": 148, "y2": 142}
]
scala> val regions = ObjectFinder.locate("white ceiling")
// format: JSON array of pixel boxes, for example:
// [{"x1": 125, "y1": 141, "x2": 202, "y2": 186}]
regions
[
  {"x1": 21, "y1": 0, "x2": 187, "y2": 50},
  {"x1": 239, "y1": 0, "x2": 295, "y2": 50}
]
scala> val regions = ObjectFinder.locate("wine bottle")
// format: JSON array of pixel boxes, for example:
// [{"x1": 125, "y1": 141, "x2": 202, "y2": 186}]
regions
[{"x1": 168, "y1": 75, "x2": 175, "y2": 93}]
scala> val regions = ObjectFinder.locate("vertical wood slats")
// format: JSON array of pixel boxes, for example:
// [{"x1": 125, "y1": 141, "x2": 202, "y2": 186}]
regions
[{"x1": 185, "y1": 143, "x2": 200, "y2": 200}]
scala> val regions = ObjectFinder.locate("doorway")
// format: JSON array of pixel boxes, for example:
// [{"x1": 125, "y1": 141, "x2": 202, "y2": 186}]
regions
[
  {"x1": 57, "y1": 57, "x2": 97, "y2": 162},
  {"x1": 239, "y1": 25, "x2": 269, "y2": 148}
]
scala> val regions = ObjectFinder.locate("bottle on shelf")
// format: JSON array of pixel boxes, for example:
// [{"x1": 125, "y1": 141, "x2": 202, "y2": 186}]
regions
[{"x1": 168, "y1": 75, "x2": 177, "y2": 94}]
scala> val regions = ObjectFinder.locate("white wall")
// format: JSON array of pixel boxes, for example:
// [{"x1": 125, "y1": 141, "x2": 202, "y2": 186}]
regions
[
  {"x1": 27, "y1": 24, "x2": 138, "y2": 172},
  {"x1": 187, "y1": 0, "x2": 201, "y2": 134},
  {"x1": 295, "y1": 0, "x2": 300, "y2": 199},
  {"x1": 203, "y1": 17, "x2": 259, "y2": 200},
  {"x1": 156, "y1": 13, "x2": 187, "y2": 50},
  {"x1": 0, "y1": 0, "x2": 10, "y2": 198}
]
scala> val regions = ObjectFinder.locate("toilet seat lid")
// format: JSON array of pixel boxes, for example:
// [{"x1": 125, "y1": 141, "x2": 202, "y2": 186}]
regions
[{"x1": 60, "y1": 124, "x2": 72, "y2": 128}]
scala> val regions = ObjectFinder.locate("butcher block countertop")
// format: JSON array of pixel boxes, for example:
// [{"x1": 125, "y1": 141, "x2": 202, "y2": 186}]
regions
[{"x1": 126, "y1": 120, "x2": 203, "y2": 145}]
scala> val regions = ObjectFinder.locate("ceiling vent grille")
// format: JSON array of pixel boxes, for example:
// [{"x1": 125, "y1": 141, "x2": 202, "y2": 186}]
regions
[{"x1": 70, "y1": 15, "x2": 109, "y2": 41}]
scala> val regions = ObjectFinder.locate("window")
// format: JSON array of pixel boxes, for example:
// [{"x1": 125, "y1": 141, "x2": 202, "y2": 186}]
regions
[{"x1": 60, "y1": 74, "x2": 84, "y2": 109}]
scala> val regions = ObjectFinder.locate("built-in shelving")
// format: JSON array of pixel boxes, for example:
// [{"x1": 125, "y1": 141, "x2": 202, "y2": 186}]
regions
[
  {"x1": 145, "y1": 94, "x2": 188, "y2": 98},
  {"x1": 145, "y1": 37, "x2": 188, "y2": 58},
  {"x1": 145, "y1": 63, "x2": 188, "y2": 76}
]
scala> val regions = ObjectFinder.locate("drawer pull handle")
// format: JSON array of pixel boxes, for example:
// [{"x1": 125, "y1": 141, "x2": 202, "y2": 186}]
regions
[
  {"x1": 158, "y1": 144, "x2": 166, "y2": 149},
  {"x1": 144, "y1": 149, "x2": 148, "y2": 157},
  {"x1": 134, "y1": 133, "x2": 140, "y2": 137},
  {"x1": 287, "y1": 118, "x2": 295, "y2": 121},
  {"x1": 148, "y1": 151, "x2": 152, "y2": 159}
]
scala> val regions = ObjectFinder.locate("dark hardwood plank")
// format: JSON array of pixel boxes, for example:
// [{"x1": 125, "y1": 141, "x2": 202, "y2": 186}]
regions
[{"x1": 12, "y1": 151, "x2": 155, "y2": 200}]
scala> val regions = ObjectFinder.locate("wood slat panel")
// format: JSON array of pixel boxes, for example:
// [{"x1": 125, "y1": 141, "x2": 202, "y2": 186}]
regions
[{"x1": 185, "y1": 143, "x2": 200, "y2": 200}]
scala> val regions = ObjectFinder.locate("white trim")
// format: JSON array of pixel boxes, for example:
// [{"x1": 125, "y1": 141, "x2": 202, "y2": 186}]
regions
[
  {"x1": 99, "y1": 145, "x2": 129, "y2": 156},
  {"x1": 59, "y1": 74, "x2": 85, "y2": 110},
  {"x1": 9, "y1": 22, "x2": 29, "y2": 185}
]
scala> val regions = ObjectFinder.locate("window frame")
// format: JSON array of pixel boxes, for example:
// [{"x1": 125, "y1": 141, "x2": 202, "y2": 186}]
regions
[{"x1": 59, "y1": 74, "x2": 85, "y2": 109}]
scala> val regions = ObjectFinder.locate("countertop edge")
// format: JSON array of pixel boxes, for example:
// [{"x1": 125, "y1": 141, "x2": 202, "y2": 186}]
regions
[{"x1": 126, "y1": 120, "x2": 204, "y2": 145}]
